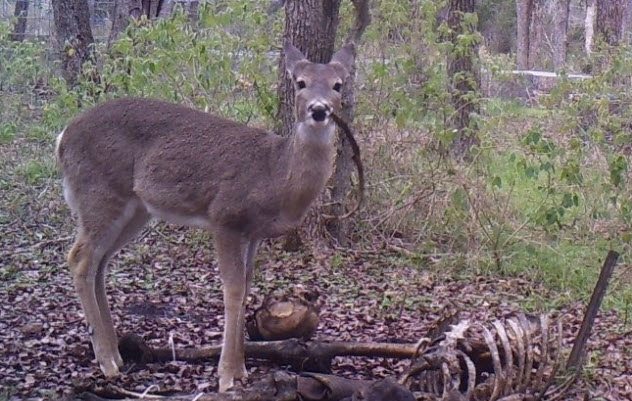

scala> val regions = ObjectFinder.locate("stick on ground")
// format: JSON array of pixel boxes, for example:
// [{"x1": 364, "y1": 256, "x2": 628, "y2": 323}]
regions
[{"x1": 566, "y1": 250, "x2": 619, "y2": 371}]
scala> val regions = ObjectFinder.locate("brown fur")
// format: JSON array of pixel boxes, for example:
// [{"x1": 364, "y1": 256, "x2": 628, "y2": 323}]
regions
[
  {"x1": 59, "y1": 98, "x2": 329, "y2": 238},
  {"x1": 57, "y1": 43, "x2": 356, "y2": 392}
]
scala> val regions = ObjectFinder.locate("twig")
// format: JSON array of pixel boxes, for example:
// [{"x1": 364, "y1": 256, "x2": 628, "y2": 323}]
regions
[{"x1": 106, "y1": 384, "x2": 165, "y2": 399}]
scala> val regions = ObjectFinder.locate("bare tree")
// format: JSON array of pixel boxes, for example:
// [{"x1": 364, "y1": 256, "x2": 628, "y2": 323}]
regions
[
  {"x1": 447, "y1": 0, "x2": 479, "y2": 159},
  {"x1": 107, "y1": 0, "x2": 167, "y2": 47},
  {"x1": 10, "y1": 0, "x2": 29, "y2": 42},
  {"x1": 553, "y1": 0, "x2": 570, "y2": 70},
  {"x1": 515, "y1": 0, "x2": 533, "y2": 69},
  {"x1": 585, "y1": 0, "x2": 596, "y2": 55},
  {"x1": 51, "y1": 0, "x2": 95, "y2": 87},
  {"x1": 596, "y1": 0, "x2": 627, "y2": 46},
  {"x1": 158, "y1": 0, "x2": 199, "y2": 18},
  {"x1": 527, "y1": 0, "x2": 545, "y2": 69}
]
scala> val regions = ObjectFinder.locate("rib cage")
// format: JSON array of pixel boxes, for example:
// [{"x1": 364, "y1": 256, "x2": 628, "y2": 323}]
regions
[{"x1": 401, "y1": 313, "x2": 571, "y2": 401}]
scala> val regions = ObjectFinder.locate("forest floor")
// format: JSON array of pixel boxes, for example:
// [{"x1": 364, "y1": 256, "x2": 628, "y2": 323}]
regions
[{"x1": 0, "y1": 137, "x2": 631, "y2": 400}]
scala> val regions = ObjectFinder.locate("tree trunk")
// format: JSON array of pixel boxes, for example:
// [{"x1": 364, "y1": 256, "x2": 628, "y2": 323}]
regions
[
  {"x1": 108, "y1": 0, "x2": 167, "y2": 48},
  {"x1": 51, "y1": 0, "x2": 95, "y2": 87},
  {"x1": 553, "y1": 0, "x2": 570, "y2": 71},
  {"x1": 10, "y1": 0, "x2": 29, "y2": 42},
  {"x1": 515, "y1": 0, "x2": 533, "y2": 69},
  {"x1": 447, "y1": 0, "x2": 480, "y2": 159},
  {"x1": 527, "y1": 0, "x2": 545, "y2": 69},
  {"x1": 625, "y1": 1, "x2": 632, "y2": 42},
  {"x1": 277, "y1": 0, "x2": 341, "y2": 249},
  {"x1": 585, "y1": 0, "x2": 596, "y2": 55},
  {"x1": 596, "y1": 0, "x2": 627, "y2": 46},
  {"x1": 108, "y1": 0, "x2": 141, "y2": 49}
]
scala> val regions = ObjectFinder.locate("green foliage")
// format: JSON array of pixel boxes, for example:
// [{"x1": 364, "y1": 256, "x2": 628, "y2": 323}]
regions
[
  {"x1": 17, "y1": 159, "x2": 57, "y2": 185},
  {"x1": 510, "y1": 126, "x2": 584, "y2": 231},
  {"x1": 43, "y1": 1, "x2": 281, "y2": 131},
  {"x1": 543, "y1": 44, "x2": 632, "y2": 229},
  {"x1": 0, "y1": 23, "x2": 47, "y2": 92},
  {"x1": 0, "y1": 122, "x2": 17, "y2": 144},
  {"x1": 358, "y1": 0, "x2": 451, "y2": 133},
  {"x1": 0, "y1": 22, "x2": 50, "y2": 143}
]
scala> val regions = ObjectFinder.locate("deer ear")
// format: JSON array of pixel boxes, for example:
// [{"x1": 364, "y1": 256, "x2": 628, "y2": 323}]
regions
[
  {"x1": 330, "y1": 42, "x2": 355, "y2": 79},
  {"x1": 284, "y1": 42, "x2": 307, "y2": 75}
]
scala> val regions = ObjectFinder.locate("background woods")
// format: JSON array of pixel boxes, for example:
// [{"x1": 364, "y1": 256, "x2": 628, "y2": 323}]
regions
[{"x1": 1, "y1": 0, "x2": 631, "y2": 400}]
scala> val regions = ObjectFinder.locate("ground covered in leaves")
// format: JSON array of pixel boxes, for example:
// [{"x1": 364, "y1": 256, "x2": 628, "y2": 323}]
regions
[{"x1": 0, "y1": 145, "x2": 630, "y2": 401}]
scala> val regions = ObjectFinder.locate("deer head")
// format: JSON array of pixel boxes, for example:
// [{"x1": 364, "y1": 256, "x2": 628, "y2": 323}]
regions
[{"x1": 284, "y1": 42, "x2": 354, "y2": 136}]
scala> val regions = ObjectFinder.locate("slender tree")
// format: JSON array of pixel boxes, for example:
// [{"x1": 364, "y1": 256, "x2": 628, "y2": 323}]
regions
[
  {"x1": 553, "y1": 0, "x2": 570, "y2": 71},
  {"x1": 515, "y1": 0, "x2": 533, "y2": 70},
  {"x1": 585, "y1": 0, "x2": 597, "y2": 55},
  {"x1": 10, "y1": 0, "x2": 29, "y2": 42},
  {"x1": 51, "y1": 0, "x2": 95, "y2": 87},
  {"x1": 527, "y1": 0, "x2": 545, "y2": 69},
  {"x1": 447, "y1": 0, "x2": 480, "y2": 159},
  {"x1": 596, "y1": 0, "x2": 627, "y2": 46},
  {"x1": 108, "y1": 0, "x2": 167, "y2": 47}
]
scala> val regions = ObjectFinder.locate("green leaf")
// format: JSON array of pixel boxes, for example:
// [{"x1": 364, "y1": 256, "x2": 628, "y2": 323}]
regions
[
  {"x1": 491, "y1": 176, "x2": 502, "y2": 189},
  {"x1": 451, "y1": 187, "x2": 469, "y2": 212}
]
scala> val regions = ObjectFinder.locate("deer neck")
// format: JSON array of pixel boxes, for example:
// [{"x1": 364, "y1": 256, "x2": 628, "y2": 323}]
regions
[{"x1": 282, "y1": 121, "x2": 336, "y2": 219}]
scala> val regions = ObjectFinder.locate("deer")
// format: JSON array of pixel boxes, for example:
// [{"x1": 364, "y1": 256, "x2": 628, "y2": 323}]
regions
[{"x1": 55, "y1": 42, "x2": 355, "y2": 392}]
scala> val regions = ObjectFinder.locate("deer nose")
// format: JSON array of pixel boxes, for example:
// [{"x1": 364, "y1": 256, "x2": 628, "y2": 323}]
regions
[{"x1": 308, "y1": 101, "x2": 331, "y2": 122}]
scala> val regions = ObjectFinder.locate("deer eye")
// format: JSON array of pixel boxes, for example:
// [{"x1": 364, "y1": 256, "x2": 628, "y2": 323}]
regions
[
  {"x1": 297, "y1": 80, "x2": 306, "y2": 89},
  {"x1": 333, "y1": 82, "x2": 342, "y2": 92}
]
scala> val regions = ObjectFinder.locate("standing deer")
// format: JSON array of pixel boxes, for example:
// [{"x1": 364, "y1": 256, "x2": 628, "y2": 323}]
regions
[{"x1": 56, "y1": 43, "x2": 355, "y2": 392}]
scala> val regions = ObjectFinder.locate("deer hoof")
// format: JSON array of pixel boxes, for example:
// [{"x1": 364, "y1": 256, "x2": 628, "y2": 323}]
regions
[
  {"x1": 114, "y1": 352, "x2": 124, "y2": 368},
  {"x1": 236, "y1": 364, "x2": 248, "y2": 380},
  {"x1": 218, "y1": 376, "x2": 235, "y2": 393},
  {"x1": 99, "y1": 359, "x2": 120, "y2": 378}
]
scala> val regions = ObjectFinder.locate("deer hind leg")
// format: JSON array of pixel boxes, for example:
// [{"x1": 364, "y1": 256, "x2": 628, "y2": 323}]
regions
[
  {"x1": 215, "y1": 230, "x2": 250, "y2": 392},
  {"x1": 68, "y1": 197, "x2": 148, "y2": 377},
  {"x1": 94, "y1": 207, "x2": 150, "y2": 368},
  {"x1": 68, "y1": 233, "x2": 120, "y2": 377}
]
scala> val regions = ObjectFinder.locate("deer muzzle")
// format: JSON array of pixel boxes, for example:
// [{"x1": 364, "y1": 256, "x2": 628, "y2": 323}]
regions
[{"x1": 307, "y1": 101, "x2": 332, "y2": 123}]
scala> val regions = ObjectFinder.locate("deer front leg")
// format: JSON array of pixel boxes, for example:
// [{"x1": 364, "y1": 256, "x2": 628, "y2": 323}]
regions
[
  {"x1": 215, "y1": 231, "x2": 249, "y2": 392},
  {"x1": 235, "y1": 240, "x2": 259, "y2": 379}
]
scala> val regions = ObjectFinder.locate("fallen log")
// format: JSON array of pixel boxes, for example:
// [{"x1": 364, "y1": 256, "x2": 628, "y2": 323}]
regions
[{"x1": 119, "y1": 334, "x2": 420, "y2": 372}]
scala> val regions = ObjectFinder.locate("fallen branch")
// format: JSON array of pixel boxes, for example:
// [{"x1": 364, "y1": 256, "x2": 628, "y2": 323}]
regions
[
  {"x1": 566, "y1": 250, "x2": 619, "y2": 371},
  {"x1": 120, "y1": 335, "x2": 418, "y2": 372}
]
